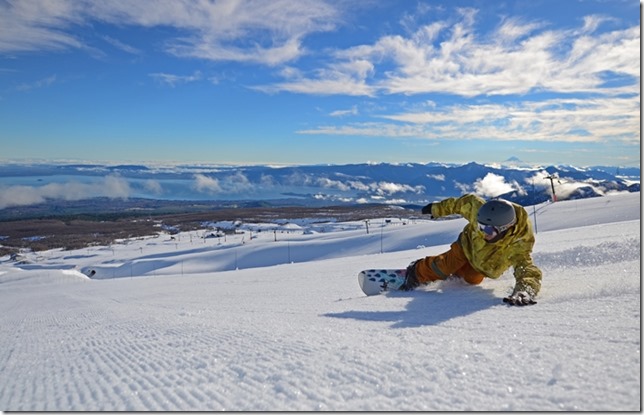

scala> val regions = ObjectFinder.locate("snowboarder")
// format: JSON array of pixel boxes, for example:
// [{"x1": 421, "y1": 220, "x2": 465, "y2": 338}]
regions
[{"x1": 400, "y1": 194, "x2": 542, "y2": 306}]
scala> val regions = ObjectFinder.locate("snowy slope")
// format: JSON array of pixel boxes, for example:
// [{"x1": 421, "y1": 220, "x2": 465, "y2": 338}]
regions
[{"x1": 0, "y1": 192, "x2": 640, "y2": 411}]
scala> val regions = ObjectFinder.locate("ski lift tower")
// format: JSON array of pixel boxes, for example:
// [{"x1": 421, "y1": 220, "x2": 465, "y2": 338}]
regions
[{"x1": 544, "y1": 174, "x2": 559, "y2": 202}]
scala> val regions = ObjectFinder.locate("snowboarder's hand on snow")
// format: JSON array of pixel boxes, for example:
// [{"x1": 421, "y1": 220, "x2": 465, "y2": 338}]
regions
[
  {"x1": 399, "y1": 261, "x2": 420, "y2": 291},
  {"x1": 503, "y1": 291, "x2": 537, "y2": 306}
]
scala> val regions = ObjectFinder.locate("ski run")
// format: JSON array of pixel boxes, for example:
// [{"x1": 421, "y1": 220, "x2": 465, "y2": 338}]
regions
[{"x1": 0, "y1": 192, "x2": 640, "y2": 411}]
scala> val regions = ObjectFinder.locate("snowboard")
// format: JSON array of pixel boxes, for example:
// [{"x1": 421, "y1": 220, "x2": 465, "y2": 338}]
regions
[{"x1": 358, "y1": 268, "x2": 407, "y2": 296}]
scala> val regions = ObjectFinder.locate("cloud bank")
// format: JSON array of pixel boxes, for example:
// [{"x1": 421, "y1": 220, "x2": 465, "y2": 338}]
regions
[{"x1": 0, "y1": 175, "x2": 131, "y2": 209}]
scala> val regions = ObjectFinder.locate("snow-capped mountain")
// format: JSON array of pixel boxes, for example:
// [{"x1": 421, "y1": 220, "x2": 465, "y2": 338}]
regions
[{"x1": 0, "y1": 161, "x2": 639, "y2": 210}]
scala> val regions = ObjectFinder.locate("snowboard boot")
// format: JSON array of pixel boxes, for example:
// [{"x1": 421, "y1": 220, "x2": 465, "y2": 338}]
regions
[{"x1": 399, "y1": 261, "x2": 420, "y2": 291}]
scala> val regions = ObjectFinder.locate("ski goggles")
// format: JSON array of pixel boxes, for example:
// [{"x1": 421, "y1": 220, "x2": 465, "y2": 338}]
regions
[
  {"x1": 478, "y1": 220, "x2": 515, "y2": 236},
  {"x1": 478, "y1": 223, "x2": 499, "y2": 237}
]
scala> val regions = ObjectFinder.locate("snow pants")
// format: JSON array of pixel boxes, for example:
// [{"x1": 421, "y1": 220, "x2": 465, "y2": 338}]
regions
[{"x1": 414, "y1": 241, "x2": 485, "y2": 285}]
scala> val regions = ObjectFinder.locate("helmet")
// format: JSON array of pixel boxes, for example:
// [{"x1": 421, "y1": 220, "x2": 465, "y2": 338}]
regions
[{"x1": 477, "y1": 199, "x2": 516, "y2": 232}]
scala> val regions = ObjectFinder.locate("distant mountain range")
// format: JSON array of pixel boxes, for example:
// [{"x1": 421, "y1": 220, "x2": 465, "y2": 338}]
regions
[{"x1": 0, "y1": 161, "x2": 639, "y2": 215}]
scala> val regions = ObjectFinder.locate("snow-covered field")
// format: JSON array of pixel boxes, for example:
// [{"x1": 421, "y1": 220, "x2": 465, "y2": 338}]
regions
[{"x1": 0, "y1": 192, "x2": 640, "y2": 411}]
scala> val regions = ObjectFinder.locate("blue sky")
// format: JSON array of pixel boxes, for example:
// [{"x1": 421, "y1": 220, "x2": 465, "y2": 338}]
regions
[{"x1": 0, "y1": 0, "x2": 640, "y2": 167}]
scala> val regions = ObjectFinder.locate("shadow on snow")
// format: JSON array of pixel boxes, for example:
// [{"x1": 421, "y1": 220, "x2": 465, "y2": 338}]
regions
[{"x1": 325, "y1": 282, "x2": 500, "y2": 328}]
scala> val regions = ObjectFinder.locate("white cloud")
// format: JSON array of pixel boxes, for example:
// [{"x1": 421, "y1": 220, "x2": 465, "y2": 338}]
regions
[
  {"x1": 0, "y1": 0, "x2": 339, "y2": 66},
  {"x1": 255, "y1": 60, "x2": 376, "y2": 96},
  {"x1": 0, "y1": 1, "x2": 638, "y2": 154},
  {"x1": 149, "y1": 71, "x2": 202, "y2": 87},
  {"x1": 527, "y1": 170, "x2": 605, "y2": 199},
  {"x1": 193, "y1": 172, "x2": 254, "y2": 194},
  {"x1": 193, "y1": 174, "x2": 222, "y2": 194},
  {"x1": 259, "y1": 174, "x2": 276, "y2": 187},
  {"x1": 267, "y1": 8, "x2": 638, "y2": 99},
  {"x1": 0, "y1": 0, "x2": 85, "y2": 53},
  {"x1": 301, "y1": 95, "x2": 640, "y2": 146},
  {"x1": 371, "y1": 181, "x2": 425, "y2": 195},
  {"x1": 454, "y1": 181, "x2": 471, "y2": 194},
  {"x1": 316, "y1": 177, "x2": 351, "y2": 192},
  {"x1": 4, "y1": 2, "x2": 636, "y2": 99},
  {"x1": 474, "y1": 173, "x2": 522, "y2": 198},
  {"x1": 0, "y1": 175, "x2": 131, "y2": 209},
  {"x1": 495, "y1": 16, "x2": 543, "y2": 43},
  {"x1": 223, "y1": 171, "x2": 253, "y2": 193},
  {"x1": 329, "y1": 106, "x2": 358, "y2": 117},
  {"x1": 102, "y1": 35, "x2": 141, "y2": 55},
  {"x1": 102, "y1": 175, "x2": 131, "y2": 198},
  {"x1": 15, "y1": 74, "x2": 57, "y2": 91},
  {"x1": 347, "y1": 180, "x2": 370, "y2": 192},
  {"x1": 143, "y1": 180, "x2": 163, "y2": 195}
]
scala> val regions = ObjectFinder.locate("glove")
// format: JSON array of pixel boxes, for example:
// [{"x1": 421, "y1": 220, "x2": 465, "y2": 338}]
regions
[
  {"x1": 503, "y1": 291, "x2": 537, "y2": 306},
  {"x1": 399, "y1": 261, "x2": 420, "y2": 291},
  {"x1": 421, "y1": 203, "x2": 433, "y2": 217}
]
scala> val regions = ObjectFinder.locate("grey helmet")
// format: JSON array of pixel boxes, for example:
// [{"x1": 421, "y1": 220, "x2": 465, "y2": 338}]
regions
[{"x1": 477, "y1": 199, "x2": 516, "y2": 232}]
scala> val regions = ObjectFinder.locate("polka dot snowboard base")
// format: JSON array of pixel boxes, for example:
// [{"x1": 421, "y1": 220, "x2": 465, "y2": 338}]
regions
[{"x1": 358, "y1": 269, "x2": 407, "y2": 296}]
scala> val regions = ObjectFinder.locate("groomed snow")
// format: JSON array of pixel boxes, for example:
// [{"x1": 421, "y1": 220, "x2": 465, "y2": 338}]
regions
[{"x1": 0, "y1": 192, "x2": 640, "y2": 411}]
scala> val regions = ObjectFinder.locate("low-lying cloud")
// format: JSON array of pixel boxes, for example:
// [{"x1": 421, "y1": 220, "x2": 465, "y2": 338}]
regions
[
  {"x1": 0, "y1": 175, "x2": 131, "y2": 209},
  {"x1": 474, "y1": 173, "x2": 524, "y2": 198},
  {"x1": 527, "y1": 170, "x2": 605, "y2": 200},
  {"x1": 193, "y1": 172, "x2": 255, "y2": 195}
]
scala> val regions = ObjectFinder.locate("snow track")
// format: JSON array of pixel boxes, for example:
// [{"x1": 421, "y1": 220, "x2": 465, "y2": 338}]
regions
[{"x1": 0, "y1": 193, "x2": 640, "y2": 411}]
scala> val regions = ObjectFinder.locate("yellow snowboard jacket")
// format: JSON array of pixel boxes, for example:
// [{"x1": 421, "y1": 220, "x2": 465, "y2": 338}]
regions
[{"x1": 431, "y1": 194, "x2": 542, "y2": 295}]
